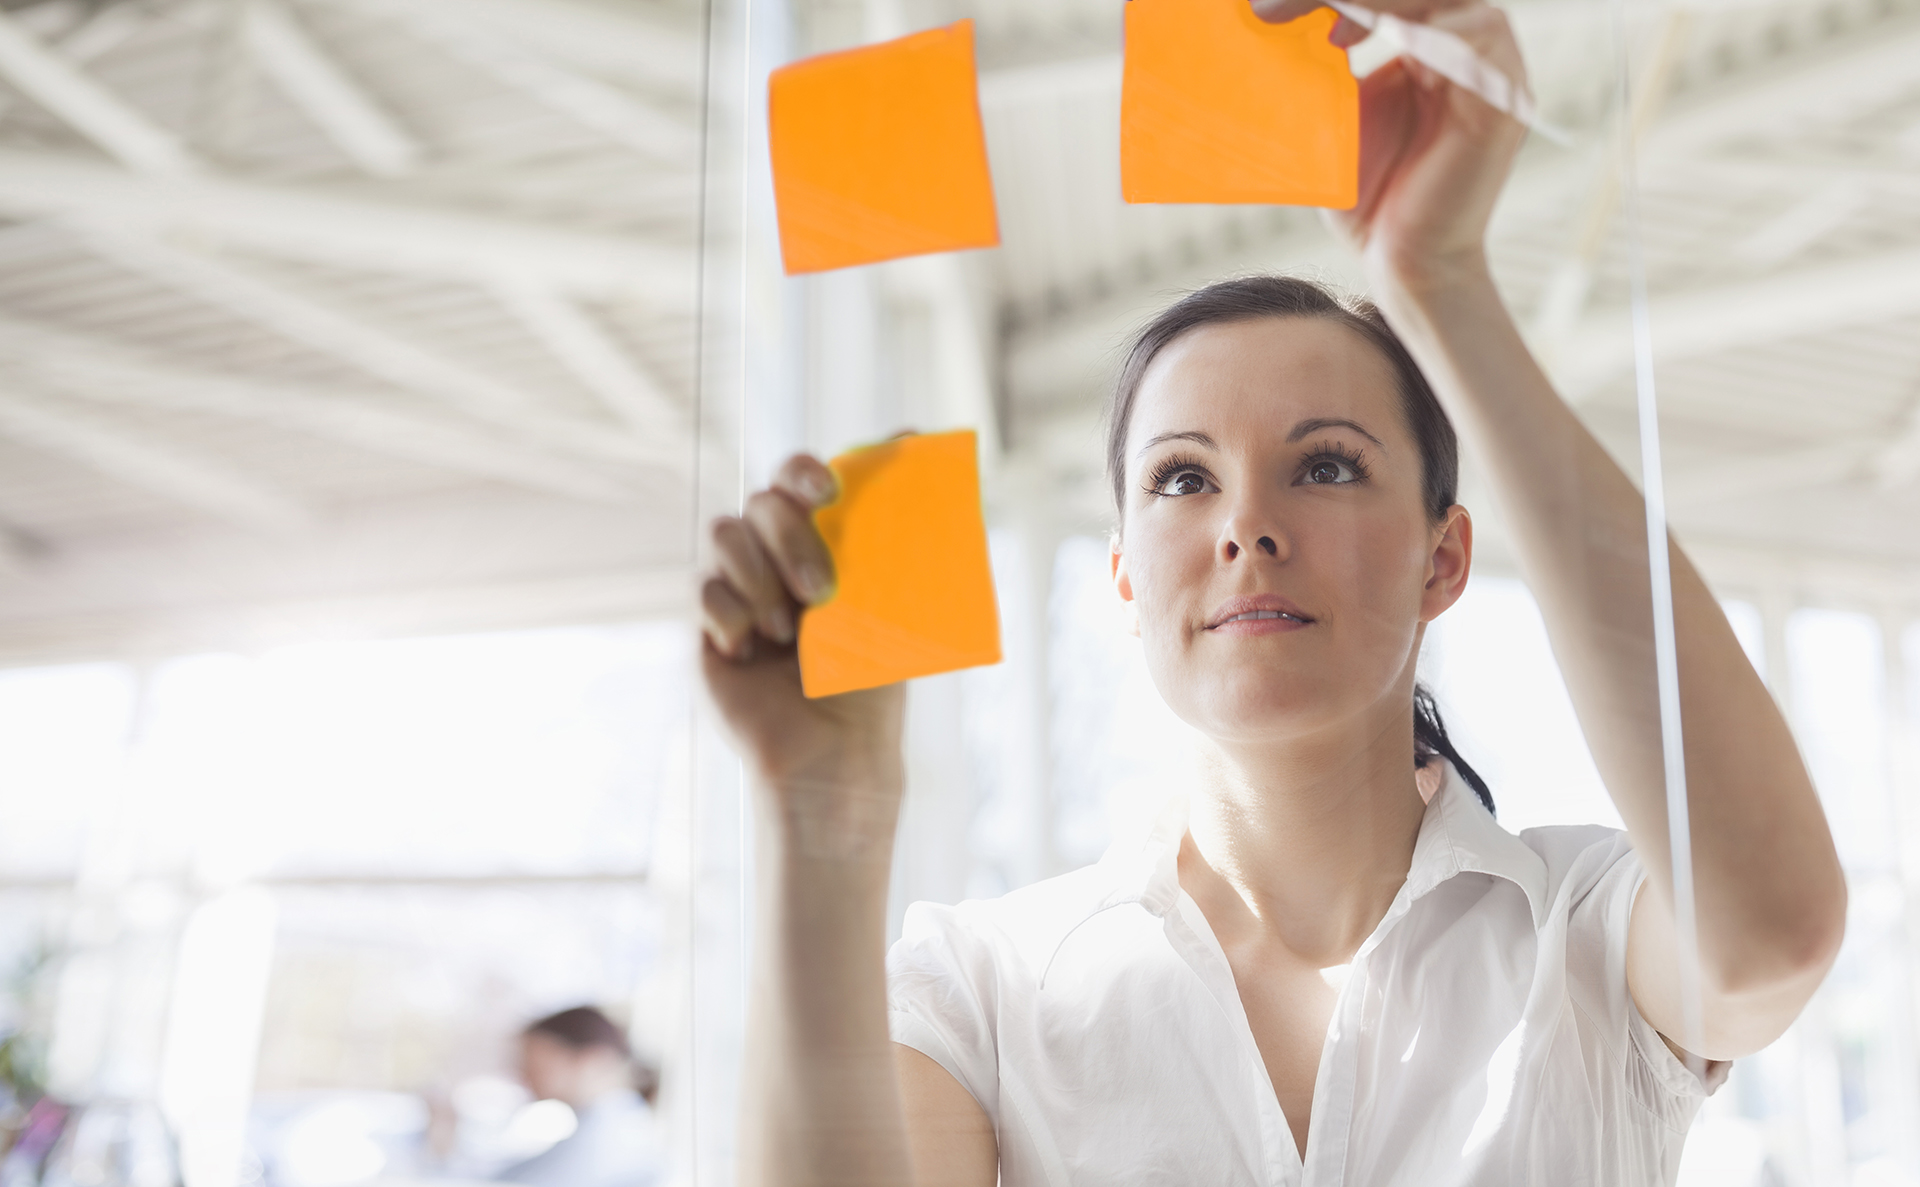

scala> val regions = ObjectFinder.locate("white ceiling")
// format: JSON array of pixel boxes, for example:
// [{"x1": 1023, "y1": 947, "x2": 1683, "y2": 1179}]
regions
[
  {"x1": 0, "y1": 0, "x2": 1914, "y2": 665},
  {"x1": 0, "y1": 0, "x2": 704, "y2": 664}
]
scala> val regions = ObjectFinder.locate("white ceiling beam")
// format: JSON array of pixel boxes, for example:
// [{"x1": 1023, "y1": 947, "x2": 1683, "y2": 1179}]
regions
[
  {"x1": 0, "y1": 11, "x2": 197, "y2": 174},
  {"x1": 1669, "y1": 151, "x2": 1920, "y2": 197},
  {"x1": 0, "y1": 0, "x2": 147, "y2": 122},
  {"x1": 1516, "y1": 17, "x2": 1920, "y2": 346},
  {"x1": 244, "y1": 0, "x2": 421, "y2": 177},
  {"x1": 0, "y1": 525, "x2": 30, "y2": 575},
  {"x1": 1731, "y1": 180, "x2": 1869, "y2": 269},
  {"x1": 0, "y1": 389, "x2": 308, "y2": 532},
  {"x1": 1899, "y1": 111, "x2": 1920, "y2": 160},
  {"x1": 329, "y1": 0, "x2": 704, "y2": 99},
  {"x1": 1553, "y1": 243, "x2": 1920, "y2": 399},
  {"x1": 490, "y1": 279, "x2": 680, "y2": 436},
  {"x1": 1661, "y1": 442, "x2": 1861, "y2": 507},
  {"x1": 0, "y1": 317, "x2": 649, "y2": 504},
  {"x1": 364, "y1": 0, "x2": 698, "y2": 162},
  {"x1": 55, "y1": 3, "x2": 149, "y2": 64},
  {"x1": 1869, "y1": 392, "x2": 1920, "y2": 491},
  {"x1": 0, "y1": 149, "x2": 693, "y2": 303},
  {"x1": 1639, "y1": 20, "x2": 1920, "y2": 163},
  {"x1": 76, "y1": 230, "x2": 676, "y2": 467},
  {"x1": 1525, "y1": 11, "x2": 1692, "y2": 351}
]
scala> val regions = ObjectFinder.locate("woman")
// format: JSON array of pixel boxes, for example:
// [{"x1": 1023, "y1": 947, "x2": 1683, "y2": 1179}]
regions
[
  {"x1": 699, "y1": 3, "x2": 1845, "y2": 1184},
  {"x1": 499, "y1": 1007, "x2": 661, "y2": 1187}
]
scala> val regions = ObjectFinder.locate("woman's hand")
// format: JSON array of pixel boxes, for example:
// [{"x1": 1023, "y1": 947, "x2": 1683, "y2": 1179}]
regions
[
  {"x1": 716, "y1": 460, "x2": 923, "y2": 1186},
  {"x1": 1256, "y1": 0, "x2": 1530, "y2": 291},
  {"x1": 701, "y1": 454, "x2": 906, "y2": 855}
]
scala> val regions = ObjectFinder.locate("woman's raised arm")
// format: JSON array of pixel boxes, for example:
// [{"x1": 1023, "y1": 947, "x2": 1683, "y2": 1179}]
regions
[
  {"x1": 1289, "y1": 2, "x2": 1846, "y2": 1058},
  {"x1": 702, "y1": 454, "x2": 996, "y2": 1187}
]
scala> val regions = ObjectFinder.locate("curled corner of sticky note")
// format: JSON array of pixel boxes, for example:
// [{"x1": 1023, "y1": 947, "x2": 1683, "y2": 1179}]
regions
[{"x1": 798, "y1": 429, "x2": 1001, "y2": 697}]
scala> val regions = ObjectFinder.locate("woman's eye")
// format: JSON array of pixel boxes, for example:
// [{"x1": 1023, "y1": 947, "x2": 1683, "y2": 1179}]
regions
[
  {"x1": 1160, "y1": 470, "x2": 1209, "y2": 496},
  {"x1": 1305, "y1": 458, "x2": 1359, "y2": 484}
]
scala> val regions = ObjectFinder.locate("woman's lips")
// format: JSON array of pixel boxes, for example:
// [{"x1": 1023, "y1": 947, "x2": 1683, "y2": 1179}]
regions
[{"x1": 1206, "y1": 595, "x2": 1315, "y2": 633}]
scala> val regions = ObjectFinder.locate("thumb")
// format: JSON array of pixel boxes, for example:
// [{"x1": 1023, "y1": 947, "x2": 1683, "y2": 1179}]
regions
[{"x1": 1250, "y1": 0, "x2": 1325, "y2": 23}]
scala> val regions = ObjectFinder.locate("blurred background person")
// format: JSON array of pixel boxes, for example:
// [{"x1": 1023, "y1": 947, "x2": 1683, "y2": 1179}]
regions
[{"x1": 497, "y1": 1007, "x2": 661, "y2": 1187}]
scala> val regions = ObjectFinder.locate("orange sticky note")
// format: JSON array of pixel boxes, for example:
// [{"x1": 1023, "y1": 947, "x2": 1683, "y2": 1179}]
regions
[
  {"x1": 768, "y1": 21, "x2": 1000, "y2": 275},
  {"x1": 1122, "y1": 1, "x2": 1358, "y2": 208},
  {"x1": 798, "y1": 430, "x2": 1001, "y2": 698}
]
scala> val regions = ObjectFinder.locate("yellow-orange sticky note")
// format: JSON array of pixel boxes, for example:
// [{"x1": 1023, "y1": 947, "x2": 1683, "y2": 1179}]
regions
[
  {"x1": 799, "y1": 430, "x2": 1001, "y2": 698},
  {"x1": 1122, "y1": 0, "x2": 1358, "y2": 208},
  {"x1": 768, "y1": 21, "x2": 1000, "y2": 275}
]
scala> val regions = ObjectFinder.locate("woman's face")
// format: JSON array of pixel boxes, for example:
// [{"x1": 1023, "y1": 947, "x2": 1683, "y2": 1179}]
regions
[{"x1": 1112, "y1": 317, "x2": 1471, "y2": 750}]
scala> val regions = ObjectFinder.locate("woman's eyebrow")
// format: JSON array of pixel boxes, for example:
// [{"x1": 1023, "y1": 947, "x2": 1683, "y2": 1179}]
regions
[
  {"x1": 1135, "y1": 430, "x2": 1218, "y2": 458},
  {"x1": 1287, "y1": 417, "x2": 1385, "y2": 448}
]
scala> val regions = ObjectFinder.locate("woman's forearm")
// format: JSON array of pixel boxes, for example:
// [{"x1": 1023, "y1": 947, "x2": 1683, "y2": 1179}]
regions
[
  {"x1": 1373, "y1": 257, "x2": 1844, "y2": 1010},
  {"x1": 740, "y1": 783, "x2": 915, "y2": 1187}
]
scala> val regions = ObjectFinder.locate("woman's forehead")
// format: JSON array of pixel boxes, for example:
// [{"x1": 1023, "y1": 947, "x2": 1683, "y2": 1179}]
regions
[{"x1": 1129, "y1": 318, "x2": 1403, "y2": 445}]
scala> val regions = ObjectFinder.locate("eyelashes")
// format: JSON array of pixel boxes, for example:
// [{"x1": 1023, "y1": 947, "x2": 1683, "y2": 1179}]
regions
[
  {"x1": 1142, "y1": 452, "x2": 1211, "y2": 497},
  {"x1": 1139, "y1": 440, "x2": 1372, "y2": 497},
  {"x1": 1298, "y1": 439, "x2": 1371, "y2": 484}
]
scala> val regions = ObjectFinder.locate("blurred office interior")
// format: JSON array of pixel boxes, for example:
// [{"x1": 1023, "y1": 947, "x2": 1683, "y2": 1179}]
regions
[{"x1": 0, "y1": 0, "x2": 1915, "y2": 1184}]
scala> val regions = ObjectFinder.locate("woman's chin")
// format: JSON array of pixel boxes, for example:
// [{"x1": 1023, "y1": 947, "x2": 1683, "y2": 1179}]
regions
[{"x1": 1184, "y1": 683, "x2": 1346, "y2": 745}]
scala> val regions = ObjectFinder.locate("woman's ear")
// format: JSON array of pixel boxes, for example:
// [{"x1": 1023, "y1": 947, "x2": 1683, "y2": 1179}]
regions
[
  {"x1": 1111, "y1": 534, "x2": 1142, "y2": 638},
  {"x1": 1419, "y1": 506, "x2": 1472, "y2": 623}
]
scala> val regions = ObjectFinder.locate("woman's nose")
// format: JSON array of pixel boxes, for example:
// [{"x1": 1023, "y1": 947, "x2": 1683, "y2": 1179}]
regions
[
  {"x1": 1223, "y1": 536, "x2": 1279, "y2": 559},
  {"x1": 1220, "y1": 507, "x2": 1287, "y2": 562}
]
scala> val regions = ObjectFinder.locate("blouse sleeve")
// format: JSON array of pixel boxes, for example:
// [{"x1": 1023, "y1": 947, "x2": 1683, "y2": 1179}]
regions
[
  {"x1": 1548, "y1": 828, "x2": 1723, "y2": 1132},
  {"x1": 886, "y1": 899, "x2": 1004, "y2": 1123}
]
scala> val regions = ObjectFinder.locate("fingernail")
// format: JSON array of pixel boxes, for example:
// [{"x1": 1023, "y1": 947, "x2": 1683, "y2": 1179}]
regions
[
  {"x1": 764, "y1": 604, "x2": 795, "y2": 645},
  {"x1": 802, "y1": 470, "x2": 837, "y2": 506},
  {"x1": 798, "y1": 563, "x2": 833, "y2": 604}
]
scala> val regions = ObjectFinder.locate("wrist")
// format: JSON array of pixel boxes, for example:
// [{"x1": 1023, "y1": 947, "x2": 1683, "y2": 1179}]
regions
[
  {"x1": 758, "y1": 772, "x2": 904, "y2": 867},
  {"x1": 1369, "y1": 245, "x2": 1496, "y2": 309}
]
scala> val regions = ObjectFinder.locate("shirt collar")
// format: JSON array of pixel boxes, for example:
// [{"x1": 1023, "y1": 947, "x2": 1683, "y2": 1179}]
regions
[
  {"x1": 1407, "y1": 762, "x2": 1549, "y2": 930},
  {"x1": 1101, "y1": 762, "x2": 1549, "y2": 932}
]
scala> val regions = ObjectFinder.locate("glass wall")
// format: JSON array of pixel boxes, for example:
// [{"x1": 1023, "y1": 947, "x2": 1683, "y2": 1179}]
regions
[{"x1": 0, "y1": 0, "x2": 1914, "y2": 1183}]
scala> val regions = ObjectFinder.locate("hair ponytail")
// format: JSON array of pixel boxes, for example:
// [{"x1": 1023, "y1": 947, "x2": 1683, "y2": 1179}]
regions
[{"x1": 1414, "y1": 685, "x2": 1494, "y2": 815}]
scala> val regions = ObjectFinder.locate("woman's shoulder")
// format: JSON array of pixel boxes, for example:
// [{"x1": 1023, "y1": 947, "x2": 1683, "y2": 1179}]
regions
[
  {"x1": 1508, "y1": 823, "x2": 1651, "y2": 997},
  {"x1": 899, "y1": 861, "x2": 1124, "y2": 951},
  {"x1": 1511, "y1": 822, "x2": 1640, "y2": 910},
  {"x1": 890, "y1": 851, "x2": 1171, "y2": 990}
]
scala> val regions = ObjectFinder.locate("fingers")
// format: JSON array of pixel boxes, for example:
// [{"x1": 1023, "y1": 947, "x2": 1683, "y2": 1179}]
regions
[
  {"x1": 1329, "y1": 14, "x2": 1371, "y2": 47},
  {"x1": 1246, "y1": 0, "x2": 1370, "y2": 48},
  {"x1": 1349, "y1": 57, "x2": 1421, "y2": 221},
  {"x1": 711, "y1": 515, "x2": 796, "y2": 646},
  {"x1": 1250, "y1": 0, "x2": 1322, "y2": 22},
  {"x1": 701, "y1": 574, "x2": 758, "y2": 660},
  {"x1": 1252, "y1": 0, "x2": 1475, "y2": 25},
  {"x1": 1425, "y1": 3, "x2": 1525, "y2": 92},
  {"x1": 772, "y1": 453, "x2": 837, "y2": 509},
  {"x1": 745, "y1": 487, "x2": 834, "y2": 606},
  {"x1": 700, "y1": 452, "x2": 840, "y2": 662}
]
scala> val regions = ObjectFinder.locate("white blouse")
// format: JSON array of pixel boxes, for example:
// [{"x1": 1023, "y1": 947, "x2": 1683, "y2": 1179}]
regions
[{"x1": 887, "y1": 765, "x2": 1714, "y2": 1186}]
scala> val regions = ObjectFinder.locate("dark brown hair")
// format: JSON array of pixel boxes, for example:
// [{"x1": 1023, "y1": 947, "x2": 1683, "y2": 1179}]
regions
[
  {"x1": 525, "y1": 1005, "x2": 630, "y2": 1056},
  {"x1": 525, "y1": 1005, "x2": 660, "y2": 1103},
  {"x1": 1103, "y1": 274, "x2": 1493, "y2": 814}
]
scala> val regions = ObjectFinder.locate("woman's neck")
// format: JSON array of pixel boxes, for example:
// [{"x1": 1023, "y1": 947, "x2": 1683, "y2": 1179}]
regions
[{"x1": 1179, "y1": 718, "x2": 1428, "y2": 966}]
